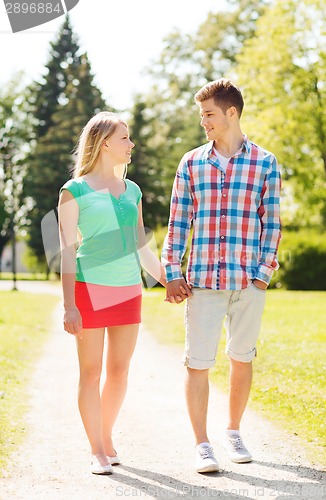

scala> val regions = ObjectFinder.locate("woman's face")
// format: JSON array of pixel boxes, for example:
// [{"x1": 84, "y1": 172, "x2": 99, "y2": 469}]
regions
[{"x1": 105, "y1": 122, "x2": 135, "y2": 165}]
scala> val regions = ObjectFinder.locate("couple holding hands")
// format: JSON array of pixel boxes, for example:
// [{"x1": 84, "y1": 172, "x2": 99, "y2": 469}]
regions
[{"x1": 58, "y1": 78, "x2": 281, "y2": 475}]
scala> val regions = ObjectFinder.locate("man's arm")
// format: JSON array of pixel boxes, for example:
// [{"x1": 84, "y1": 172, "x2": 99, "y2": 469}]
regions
[
  {"x1": 256, "y1": 155, "x2": 282, "y2": 287},
  {"x1": 161, "y1": 157, "x2": 193, "y2": 302}
]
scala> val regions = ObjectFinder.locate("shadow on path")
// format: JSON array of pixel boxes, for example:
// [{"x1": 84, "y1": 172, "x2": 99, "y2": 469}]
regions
[{"x1": 107, "y1": 463, "x2": 326, "y2": 499}]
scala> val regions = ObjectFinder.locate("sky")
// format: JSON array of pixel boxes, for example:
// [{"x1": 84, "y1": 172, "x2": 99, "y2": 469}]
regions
[{"x1": 0, "y1": 0, "x2": 226, "y2": 109}]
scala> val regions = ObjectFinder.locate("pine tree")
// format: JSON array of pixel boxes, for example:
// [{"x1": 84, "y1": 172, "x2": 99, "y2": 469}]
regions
[
  {"x1": 128, "y1": 98, "x2": 175, "y2": 228},
  {"x1": 31, "y1": 14, "x2": 80, "y2": 139},
  {"x1": 23, "y1": 18, "x2": 108, "y2": 271}
]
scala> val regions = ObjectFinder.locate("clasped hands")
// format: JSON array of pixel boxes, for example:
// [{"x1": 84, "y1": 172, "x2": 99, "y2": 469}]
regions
[{"x1": 165, "y1": 278, "x2": 192, "y2": 304}]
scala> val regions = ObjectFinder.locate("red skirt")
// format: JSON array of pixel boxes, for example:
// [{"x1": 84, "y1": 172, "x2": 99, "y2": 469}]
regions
[{"x1": 75, "y1": 281, "x2": 142, "y2": 329}]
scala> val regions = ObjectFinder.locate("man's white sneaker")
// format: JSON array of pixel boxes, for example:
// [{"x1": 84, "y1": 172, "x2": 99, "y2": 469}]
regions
[
  {"x1": 195, "y1": 442, "x2": 221, "y2": 473},
  {"x1": 225, "y1": 433, "x2": 252, "y2": 463}
]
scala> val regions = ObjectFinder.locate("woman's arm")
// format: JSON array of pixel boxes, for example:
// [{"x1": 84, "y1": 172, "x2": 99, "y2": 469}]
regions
[
  {"x1": 137, "y1": 201, "x2": 166, "y2": 287},
  {"x1": 58, "y1": 189, "x2": 82, "y2": 337}
]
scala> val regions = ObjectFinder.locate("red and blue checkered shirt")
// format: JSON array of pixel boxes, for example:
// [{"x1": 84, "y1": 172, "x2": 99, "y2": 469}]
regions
[{"x1": 162, "y1": 136, "x2": 281, "y2": 290}]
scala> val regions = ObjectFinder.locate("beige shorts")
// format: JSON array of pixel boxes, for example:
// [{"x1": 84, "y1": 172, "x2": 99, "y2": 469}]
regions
[{"x1": 183, "y1": 284, "x2": 266, "y2": 369}]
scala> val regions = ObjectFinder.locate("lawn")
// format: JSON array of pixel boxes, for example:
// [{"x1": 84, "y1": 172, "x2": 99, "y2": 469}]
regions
[
  {"x1": 142, "y1": 289, "x2": 326, "y2": 466},
  {"x1": 0, "y1": 272, "x2": 59, "y2": 281},
  {"x1": 0, "y1": 291, "x2": 60, "y2": 474}
]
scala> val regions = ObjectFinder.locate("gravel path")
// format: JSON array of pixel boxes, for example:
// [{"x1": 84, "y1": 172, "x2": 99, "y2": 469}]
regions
[{"x1": 0, "y1": 282, "x2": 325, "y2": 499}]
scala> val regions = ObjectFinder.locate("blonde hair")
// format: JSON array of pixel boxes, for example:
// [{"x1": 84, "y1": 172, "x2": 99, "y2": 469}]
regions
[{"x1": 73, "y1": 111, "x2": 128, "y2": 179}]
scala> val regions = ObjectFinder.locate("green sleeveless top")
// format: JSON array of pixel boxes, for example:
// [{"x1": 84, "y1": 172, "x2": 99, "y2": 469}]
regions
[{"x1": 60, "y1": 177, "x2": 142, "y2": 286}]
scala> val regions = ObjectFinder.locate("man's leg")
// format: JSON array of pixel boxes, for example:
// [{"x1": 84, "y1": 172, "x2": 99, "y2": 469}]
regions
[
  {"x1": 228, "y1": 359, "x2": 252, "y2": 430},
  {"x1": 184, "y1": 289, "x2": 230, "y2": 472},
  {"x1": 224, "y1": 284, "x2": 266, "y2": 462},
  {"x1": 185, "y1": 367, "x2": 210, "y2": 445}
]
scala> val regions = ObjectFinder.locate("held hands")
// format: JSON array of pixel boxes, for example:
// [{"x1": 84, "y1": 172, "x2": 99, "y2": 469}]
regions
[
  {"x1": 63, "y1": 307, "x2": 83, "y2": 339},
  {"x1": 165, "y1": 278, "x2": 192, "y2": 304}
]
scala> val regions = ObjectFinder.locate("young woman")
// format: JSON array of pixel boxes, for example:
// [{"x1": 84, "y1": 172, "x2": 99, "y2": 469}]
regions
[{"x1": 58, "y1": 112, "x2": 166, "y2": 475}]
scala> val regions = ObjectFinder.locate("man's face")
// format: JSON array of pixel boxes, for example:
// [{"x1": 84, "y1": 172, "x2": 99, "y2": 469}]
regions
[{"x1": 199, "y1": 97, "x2": 230, "y2": 141}]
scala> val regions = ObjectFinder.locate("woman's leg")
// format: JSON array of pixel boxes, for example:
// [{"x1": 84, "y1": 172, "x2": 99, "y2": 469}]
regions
[
  {"x1": 76, "y1": 327, "x2": 108, "y2": 465},
  {"x1": 101, "y1": 323, "x2": 139, "y2": 456}
]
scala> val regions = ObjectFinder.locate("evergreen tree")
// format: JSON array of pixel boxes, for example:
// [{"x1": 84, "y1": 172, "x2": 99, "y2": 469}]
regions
[
  {"x1": 23, "y1": 19, "x2": 108, "y2": 271},
  {"x1": 129, "y1": 92, "x2": 204, "y2": 228},
  {"x1": 31, "y1": 14, "x2": 80, "y2": 139},
  {"x1": 128, "y1": 98, "x2": 170, "y2": 228}
]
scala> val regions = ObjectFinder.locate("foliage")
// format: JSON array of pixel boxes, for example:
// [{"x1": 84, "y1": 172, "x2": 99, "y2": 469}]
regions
[
  {"x1": 130, "y1": 0, "x2": 272, "y2": 226},
  {"x1": 30, "y1": 15, "x2": 81, "y2": 139},
  {"x1": 194, "y1": 0, "x2": 271, "y2": 81},
  {"x1": 283, "y1": 246, "x2": 326, "y2": 290},
  {"x1": 23, "y1": 16, "x2": 107, "y2": 267},
  {"x1": 270, "y1": 229, "x2": 326, "y2": 290},
  {"x1": 235, "y1": 0, "x2": 326, "y2": 227},
  {"x1": 128, "y1": 99, "x2": 171, "y2": 227},
  {"x1": 0, "y1": 73, "x2": 33, "y2": 272},
  {"x1": 132, "y1": 0, "x2": 325, "y2": 230}
]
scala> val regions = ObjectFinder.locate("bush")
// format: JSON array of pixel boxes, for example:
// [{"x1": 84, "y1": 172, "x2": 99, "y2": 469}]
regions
[{"x1": 271, "y1": 230, "x2": 326, "y2": 290}]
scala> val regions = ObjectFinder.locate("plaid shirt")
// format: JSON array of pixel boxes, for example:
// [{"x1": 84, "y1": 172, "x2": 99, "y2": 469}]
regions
[{"x1": 162, "y1": 136, "x2": 281, "y2": 290}]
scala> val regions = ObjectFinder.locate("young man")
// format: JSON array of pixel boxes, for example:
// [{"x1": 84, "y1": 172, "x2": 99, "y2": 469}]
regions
[{"x1": 162, "y1": 78, "x2": 281, "y2": 473}]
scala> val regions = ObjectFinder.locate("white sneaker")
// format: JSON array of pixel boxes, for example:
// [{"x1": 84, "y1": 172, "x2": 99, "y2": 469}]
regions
[
  {"x1": 90, "y1": 455, "x2": 113, "y2": 475},
  {"x1": 225, "y1": 433, "x2": 252, "y2": 463},
  {"x1": 195, "y1": 442, "x2": 221, "y2": 473}
]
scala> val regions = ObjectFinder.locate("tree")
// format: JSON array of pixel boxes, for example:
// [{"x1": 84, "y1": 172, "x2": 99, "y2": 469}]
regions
[
  {"x1": 31, "y1": 15, "x2": 80, "y2": 139},
  {"x1": 23, "y1": 19, "x2": 108, "y2": 271},
  {"x1": 128, "y1": 98, "x2": 164, "y2": 228},
  {"x1": 194, "y1": 0, "x2": 271, "y2": 81},
  {"x1": 148, "y1": 0, "x2": 270, "y2": 92},
  {"x1": 0, "y1": 74, "x2": 32, "y2": 274},
  {"x1": 235, "y1": 0, "x2": 326, "y2": 227},
  {"x1": 128, "y1": 0, "x2": 270, "y2": 224},
  {"x1": 128, "y1": 89, "x2": 204, "y2": 228}
]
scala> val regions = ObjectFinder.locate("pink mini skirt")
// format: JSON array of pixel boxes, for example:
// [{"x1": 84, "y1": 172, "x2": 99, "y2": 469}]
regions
[{"x1": 75, "y1": 281, "x2": 142, "y2": 329}]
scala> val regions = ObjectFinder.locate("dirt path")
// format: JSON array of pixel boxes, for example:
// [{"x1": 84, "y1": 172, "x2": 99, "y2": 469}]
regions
[{"x1": 0, "y1": 282, "x2": 325, "y2": 499}]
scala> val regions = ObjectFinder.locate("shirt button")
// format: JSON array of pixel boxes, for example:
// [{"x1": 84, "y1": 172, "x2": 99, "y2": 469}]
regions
[
  {"x1": 222, "y1": 214, "x2": 225, "y2": 218},
  {"x1": 222, "y1": 193, "x2": 226, "y2": 197},
  {"x1": 220, "y1": 256, "x2": 224, "y2": 260},
  {"x1": 220, "y1": 235, "x2": 225, "y2": 239}
]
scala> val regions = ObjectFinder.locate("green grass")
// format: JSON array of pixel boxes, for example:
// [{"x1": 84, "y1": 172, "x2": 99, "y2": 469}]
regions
[
  {"x1": 142, "y1": 289, "x2": 326, "y2": 466},
  {"x1": 0, "y1": 291, "x2": 60, "y2": 475},
  {"x1": 0, "y1": 272, "x2": 59, "y2": 281}
]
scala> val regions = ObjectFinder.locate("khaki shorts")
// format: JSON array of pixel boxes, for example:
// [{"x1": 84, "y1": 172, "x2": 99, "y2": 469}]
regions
[{"x1": 183, "y1": 284, "x2": 266, "y2": 369}]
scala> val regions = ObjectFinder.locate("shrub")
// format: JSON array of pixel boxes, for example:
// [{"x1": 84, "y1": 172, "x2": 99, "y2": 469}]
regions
[{"x1": 271, "y1": 230, "x2": 326, "y2": 290}]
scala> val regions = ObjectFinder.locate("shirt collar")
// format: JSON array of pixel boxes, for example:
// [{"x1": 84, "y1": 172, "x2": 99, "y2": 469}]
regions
[{"x1": 206, "y1": 134, "x2": 251, "y2": 159}]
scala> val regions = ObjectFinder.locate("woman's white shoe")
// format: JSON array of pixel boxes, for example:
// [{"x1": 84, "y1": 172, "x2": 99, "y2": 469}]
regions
[
  {"x1": 107, "y1": 454, "x2": 121, "y2": 465},
  {"x1": 90, "y1": 455, "x2": 113, "y2": 475}
]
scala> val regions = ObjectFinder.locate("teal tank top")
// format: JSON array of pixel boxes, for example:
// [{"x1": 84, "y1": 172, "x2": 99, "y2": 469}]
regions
[{"x1": 60, "y1": 177, "x2": 142, "y2": 286}]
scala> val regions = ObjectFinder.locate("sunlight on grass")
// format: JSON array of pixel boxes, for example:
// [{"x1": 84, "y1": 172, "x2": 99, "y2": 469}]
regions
[
  {"x1": 142, "y1": 289, "x2": 326, "y2": 466},
  {"x1": 0, "y1": 292, "x2": 60, "y2": 474}
]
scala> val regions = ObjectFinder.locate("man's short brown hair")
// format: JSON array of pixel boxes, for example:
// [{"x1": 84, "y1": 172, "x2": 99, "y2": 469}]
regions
[{"x1": 195, "y1": 78, "x2": 244, "y2": 117}]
